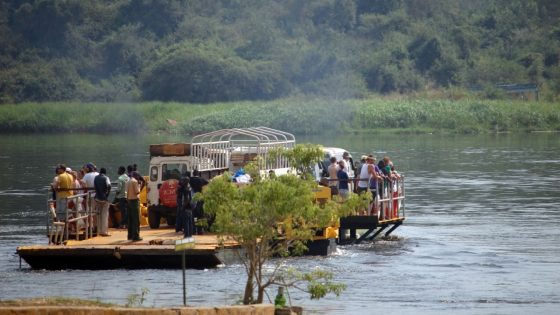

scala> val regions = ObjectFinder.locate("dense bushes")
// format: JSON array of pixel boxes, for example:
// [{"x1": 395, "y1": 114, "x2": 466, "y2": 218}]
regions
[
  {"x1": 140, "y1": 43, "x2": 290, "y2": 103},
  {"x1": 0, "y1": 59, "x2": 82, "y2": 103},
  {"x1": 1, "y1": 0, "x2": 559, "y2": 103}
]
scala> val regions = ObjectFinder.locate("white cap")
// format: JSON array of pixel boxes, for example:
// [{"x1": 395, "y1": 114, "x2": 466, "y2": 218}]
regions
[{"x1": 66, "y1": 167, "x2": 72, "y2": 172}]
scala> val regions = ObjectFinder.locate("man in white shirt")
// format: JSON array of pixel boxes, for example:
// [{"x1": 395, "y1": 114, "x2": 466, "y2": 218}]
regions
[{"x1": 82, "y1": 163, "x2": 99, "y2": 193}]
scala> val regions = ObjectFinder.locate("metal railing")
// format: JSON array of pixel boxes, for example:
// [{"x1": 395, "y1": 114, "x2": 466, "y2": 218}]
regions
[
  {"x1": 375, "y1": 176, "x2": 405, "y2": 221},
  {"x1": 191, "y1": 127, "x2": 295, "y2": 172},
  {"x1": 47, "y1": 191, "x2": 98, "y2": 245},
  {"x1": 323, "y1": 176, "x2": 406, "y2": 221}
]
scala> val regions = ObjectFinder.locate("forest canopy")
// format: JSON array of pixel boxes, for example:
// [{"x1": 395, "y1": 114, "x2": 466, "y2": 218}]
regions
[{"x1": 1, "y1": 0, "x2": 559, "y2": 103}]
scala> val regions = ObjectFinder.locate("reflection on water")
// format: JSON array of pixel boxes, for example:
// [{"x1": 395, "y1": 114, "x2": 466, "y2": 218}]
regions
[{"x1": 1, "y1": 133, "x2": 559, "y2": 314}]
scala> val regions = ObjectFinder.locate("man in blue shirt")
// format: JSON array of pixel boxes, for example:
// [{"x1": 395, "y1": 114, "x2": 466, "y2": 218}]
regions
[
  {"x1": 94, "y1": 168, "x2": 111, "y2": 236},
  {"x1": 337, "y1": 160, "x2": 350, "y2": 201}
]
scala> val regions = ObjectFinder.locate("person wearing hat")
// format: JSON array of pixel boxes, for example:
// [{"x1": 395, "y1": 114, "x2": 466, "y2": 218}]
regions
[
  {"x1": 358, "y1": 155, "x2": 368, "y2": 171},
  {"x1": 342, "y1": 151, "x2": 356, "y2": 177}
]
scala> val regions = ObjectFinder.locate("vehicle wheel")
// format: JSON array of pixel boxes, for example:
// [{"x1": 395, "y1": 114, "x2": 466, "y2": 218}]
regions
[
  {"x1": 148, "y1": 209, "x2": 160, "y2": 229},
  {"x1": 166, "y1": 215, "x2": 176, "y2": 227}
]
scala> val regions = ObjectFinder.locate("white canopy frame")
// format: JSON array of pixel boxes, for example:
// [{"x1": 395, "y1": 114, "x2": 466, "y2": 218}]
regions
[{"x1": 190, "y1": 127, "x2": 296, "y2": 171}]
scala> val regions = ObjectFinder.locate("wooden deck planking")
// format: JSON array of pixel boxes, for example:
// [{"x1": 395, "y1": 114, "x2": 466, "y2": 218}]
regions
[
  {"x1": 62, "y1": 227, "x2": 238, "y2": 248},
  {"x1": 18, "y1": 227, "x2": 239, "y2": 257}
]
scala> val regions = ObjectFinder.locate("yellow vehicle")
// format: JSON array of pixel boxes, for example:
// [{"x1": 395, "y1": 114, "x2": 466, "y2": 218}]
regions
[{"x1": 109, "y1": 176, "x2": 149, "y2": 227}]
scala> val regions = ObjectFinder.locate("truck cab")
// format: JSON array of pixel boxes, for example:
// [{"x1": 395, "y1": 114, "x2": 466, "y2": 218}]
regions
[
  {"x1": 147, "y1": 155, "x2": 195, "y2": 228},
  {"x1": 146, "y1": 127, "x2": 296, "y2": 229}
]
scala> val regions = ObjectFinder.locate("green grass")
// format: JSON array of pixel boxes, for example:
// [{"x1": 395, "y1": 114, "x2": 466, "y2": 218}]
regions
[
  {"x1": 351, "y1": 98, "x2": 560, "y2": 133},
  {"x1": 0, "y1": 97, "x2": 558, "y2": 134}
]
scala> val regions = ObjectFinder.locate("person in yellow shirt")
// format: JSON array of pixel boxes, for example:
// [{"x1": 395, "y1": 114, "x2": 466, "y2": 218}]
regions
[{"x1": 51, "y1": 164, "x2": 74, "y2": 212}]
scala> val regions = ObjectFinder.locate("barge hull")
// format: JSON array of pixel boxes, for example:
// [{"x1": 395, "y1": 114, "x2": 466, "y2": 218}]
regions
[
  {"x1": 339, "y1": 215, "x2": 405, "y2": 244},
  {"x1": 17, "y1": 245, "x2": 222, "y2": 270},
  {"x1": 17, "y1": 229, "x2": 238, "y2": 270}
]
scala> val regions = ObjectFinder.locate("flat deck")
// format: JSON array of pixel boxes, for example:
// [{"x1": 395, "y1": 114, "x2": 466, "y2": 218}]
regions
[
  {"x1": 17, "y1": 227, "x2": 239, "y2": 270},
  {"x1": 65, "y1": 227, "x2": 238, "y2": 249}
]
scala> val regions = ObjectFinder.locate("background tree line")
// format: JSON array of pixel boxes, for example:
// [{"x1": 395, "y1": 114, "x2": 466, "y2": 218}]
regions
[{"x1": 1, "y1": 0, "x2": 559, "y2": 104}]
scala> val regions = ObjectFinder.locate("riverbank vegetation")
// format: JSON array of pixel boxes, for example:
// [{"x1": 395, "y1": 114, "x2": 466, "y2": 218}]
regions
[
  {"x1": 1, "y1": 1, "x2": 559, "y2": 104},
  {"x1": 0, "y1": 97, "x2": 558, "y2": 135}
]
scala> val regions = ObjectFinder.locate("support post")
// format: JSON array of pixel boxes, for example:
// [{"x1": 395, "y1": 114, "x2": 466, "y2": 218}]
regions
[
  {"x1": 368, "y1": 224, "x2": 388, "y2": 240},
  {"x1": 350, "y1": 228, "x2": 357, "y2": 239},
  {"x1": 182, "y1": 250, "x2": 186, "y2": 306},
  {"x1": 64, "y1": 201, "x2": 69, "y2": 242},
  {"x1": 384, "y1": 221, "x2": 402, "y2": 237},
  {"x1": 355, "y1": 228, "x2": 375, "y2": 244},
  {"x1": 338, "y1": 228, "x2": 347, "y2": 243},
  {"x1": 175, "y1": 237, "x2": 194, "y2": 306}
]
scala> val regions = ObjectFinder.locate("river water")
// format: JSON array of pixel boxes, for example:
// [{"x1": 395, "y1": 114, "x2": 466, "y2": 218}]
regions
[{"x1": 0, "y1": 132, "x2": 559, "y2": 314}]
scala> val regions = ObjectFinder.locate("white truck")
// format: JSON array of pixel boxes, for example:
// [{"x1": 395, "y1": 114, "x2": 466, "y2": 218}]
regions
[{"x1": 146, "y1": 127, "x2": 295, "y2": 228}]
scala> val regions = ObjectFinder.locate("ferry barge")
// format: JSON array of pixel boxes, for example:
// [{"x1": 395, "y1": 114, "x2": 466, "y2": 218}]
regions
[
  {"x1": 17, "y1": 230, "x2": 237, "y2": 270},
  {"x1": 17, "y1": 127, "x2": 405, "y2": 269}
]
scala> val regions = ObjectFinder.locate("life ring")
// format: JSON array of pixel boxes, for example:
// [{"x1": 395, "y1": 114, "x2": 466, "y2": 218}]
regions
[{"x1": 159, "y1": 179, "x2": 178, "y2": 208}]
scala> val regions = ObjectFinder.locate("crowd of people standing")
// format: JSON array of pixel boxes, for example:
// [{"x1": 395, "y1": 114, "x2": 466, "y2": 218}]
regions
[
  {"x1": 49, "y1": 151, "x2": 401, "y2": 242},
  {"x1": 50, "y1": 163, "x2": 145, "y2": 242},
  {"x1": 325, "y1": 152, "x2": 402, "y2": 218}
]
